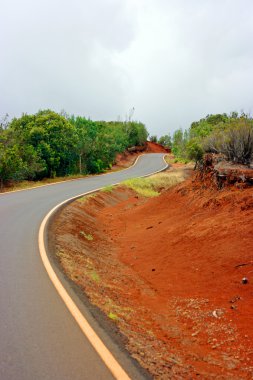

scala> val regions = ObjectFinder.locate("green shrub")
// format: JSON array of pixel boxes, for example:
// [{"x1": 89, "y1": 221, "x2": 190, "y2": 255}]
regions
[{"x1": 204, "y1": 119, "x2": 253, "y2": 164}]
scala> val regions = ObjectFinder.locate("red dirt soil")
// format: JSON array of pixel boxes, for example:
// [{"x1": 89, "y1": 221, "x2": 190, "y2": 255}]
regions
[
  {"x1": 51, "y1": 166, "x2": 253, "y2": 379},
  {"x1": 112, "y1": 142, "x2": 168, "y2": 170},
  {"x1": 146, "y1": 141, "x2": 169, "y2": 153}
]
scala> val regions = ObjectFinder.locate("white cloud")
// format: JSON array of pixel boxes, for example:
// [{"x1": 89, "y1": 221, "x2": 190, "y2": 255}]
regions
[{"x1": 1, "y1": 0, "x2": 253, "y2": 136}]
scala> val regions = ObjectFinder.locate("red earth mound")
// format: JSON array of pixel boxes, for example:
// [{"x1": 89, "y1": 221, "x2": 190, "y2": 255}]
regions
[
  {"x1": 113, "y1": 142, "x2": 168, "y2": 169},
  {"x1": 146, "y1": 141, "x2": 169, "y2": 153},
  {"x1": 51, "y1": 169, "x2": 253, "y2": 379}
]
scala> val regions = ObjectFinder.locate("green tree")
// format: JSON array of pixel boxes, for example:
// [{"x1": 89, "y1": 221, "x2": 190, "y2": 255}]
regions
[
  {"x1": 9, "y1": 110, "x2": 78, "y2": 177},
  {"x1": 149, "y1": 135, "x2": 158, "y2": 143},
  {"x1": 125, "y1": 122, "x2": 148, "y2": 147},
  {"x1": 204, "y1": 118, "x2": 253, "y2": 164},
  {"x1": 70, "y1": 117, "x2": 148, "y2": 174},
  {"x1": 186, "y1": 138, "x2": 204, "y2": 167},
  {"x1": 0, "y1": 144, "x2": 26, "y2": 189},
  {"x1": 1, "y1": 110, "x2": 149, "y2": 185},
  {"x1": 158, "y1": 134, "x2": 172, "y2": 148},
  {"x1": 172, "y1": 129, "x2": 189, "y2": 158}
]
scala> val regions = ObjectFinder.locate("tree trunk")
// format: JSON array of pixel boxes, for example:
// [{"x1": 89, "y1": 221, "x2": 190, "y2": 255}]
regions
[{"x1": 79, "y1": 154, "x2": 82, "y2": 174}]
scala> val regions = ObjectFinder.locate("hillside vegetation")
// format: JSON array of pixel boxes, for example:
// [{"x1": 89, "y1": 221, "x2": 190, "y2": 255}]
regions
[
  {"x1": 0, "y1": 110, "x2": 148, "y2": 189},
  {"x1": 159, "y1": 112, "x2": 253, "y2": 167}
]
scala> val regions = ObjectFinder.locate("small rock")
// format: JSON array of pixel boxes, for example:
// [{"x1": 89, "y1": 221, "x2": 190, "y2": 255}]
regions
[
  {"x1": 230, "y1": 295, "x2": 241, "y2": 303},
  {"x1": 242, "y1": 277, "x2": 249, "y2": 284},
  {"x1": 212, "y1": 309, "x2": 223, "y2": 318}
]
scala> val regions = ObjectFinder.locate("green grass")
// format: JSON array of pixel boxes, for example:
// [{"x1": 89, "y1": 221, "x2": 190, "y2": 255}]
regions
[
  {"x1": 174, "y1": 157, "x2": 190, "y2": 164},
  {"x1": 1, "y1": 174, "x2": 86, "y2": 193},
  {"x1": 77, "y1": 194, "x2": 95, "y2": 203},
  {"x1": 165, "y1": 155, "x2": 176, "y2": 165},
  {"x1": 123, "y1": 178, "x2": 159, "y2": 197},
  {"x1": 108, "y1": 312, "x2": 118, "y2": 321},
  {"x1": 79, "y1": 231, "x2": 94, "y2": 241},
  {"x1": 101, "y1": 185, "x2": 114, "y2": 193},
  {"x1": 123, "y1": 171, "x2": 185, "y2": 197},
  {"x1": 165, "y1": 155, "x2": 190, "y2": 165},
  {"x1": 90, "y1": 271, "x2": 100, "y2": 283}
]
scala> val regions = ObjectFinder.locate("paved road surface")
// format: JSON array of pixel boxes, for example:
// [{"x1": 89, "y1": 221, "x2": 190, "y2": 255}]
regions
[{"x1": 0, "y1": 154, "x2": 167, "y2": 380}]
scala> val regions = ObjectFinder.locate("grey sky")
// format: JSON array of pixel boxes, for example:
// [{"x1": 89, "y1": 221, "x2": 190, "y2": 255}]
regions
[{"x1": 1, "y1": 0, "x2": 253, "y2": 136}]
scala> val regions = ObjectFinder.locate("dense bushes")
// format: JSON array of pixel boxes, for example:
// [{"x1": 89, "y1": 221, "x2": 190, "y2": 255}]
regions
[
  {"x1": 171, "y1": 113, "x2": 253, "y2": 166},
  {"x1": 158, "y1": 134, "x2": 172, "y2": 149},
  {"x1": 204, "y1": 119, "x2": 253, "y2": 164},
  {"x1": 0, "y1": 110, "x2": 148, "y2": 187}
]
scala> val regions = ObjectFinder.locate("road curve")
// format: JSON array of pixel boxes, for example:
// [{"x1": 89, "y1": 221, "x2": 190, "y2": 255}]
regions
[{"x1": 0, "y1": 153, "x2": 167, "y2": 380}]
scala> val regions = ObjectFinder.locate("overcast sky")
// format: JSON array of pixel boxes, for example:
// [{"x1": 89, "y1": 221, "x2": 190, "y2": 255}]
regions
[{"x1": 1, "y1": 0, "x2": 253, "y2": 136}]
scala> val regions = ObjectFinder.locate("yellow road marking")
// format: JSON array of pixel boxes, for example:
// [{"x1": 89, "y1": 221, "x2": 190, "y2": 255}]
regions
[{"x1": 38, "y1": 155, "x2": 168, "y2": 379}]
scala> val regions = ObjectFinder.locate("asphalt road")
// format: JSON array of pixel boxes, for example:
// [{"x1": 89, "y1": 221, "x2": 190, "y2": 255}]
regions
[{"x1": 0, "y1": 153, "x2": 167, "y2": 380}]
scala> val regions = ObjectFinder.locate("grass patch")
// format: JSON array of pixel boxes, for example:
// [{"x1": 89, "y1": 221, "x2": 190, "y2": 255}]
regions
[
  {"x1": 90, "y1": 271, "x2": 100, "y2": 283},
  {"x1": 80, "y1": 231, "x2": 94, "y2": 241},
  {"x1": 101, "y1": 185, "x2": 114, "y2": 193},
  {"x1": 77, "y1": 194, "x2": 95, "y2": 203},
  {"x1": 174, "y1": 157, "x2": 190, "y2": 164},
  {"x1": 123, "y1": 171, "x2": 185, "y2": 197},
  {"x1": 108, "y1": 312, "x2": 118, "y2": 321},
  {"x1": 123, "y1": 178, "x2": 159, "y2": 197},
  {"x1": 165, "y1": 155, "x2": 176, "y2": 165},
  {"x1": 1, "y1": 174, "x2": 86, "y2": 193},
  {"x1": 56, "y1": 250, "x2": 66, "y2": 259},
  {"x1": 84, "y1": 259, "x2": 100, "y2": 283},
  {"x1": 165, "y1": 155, "x2": 191, "y2": 165}
]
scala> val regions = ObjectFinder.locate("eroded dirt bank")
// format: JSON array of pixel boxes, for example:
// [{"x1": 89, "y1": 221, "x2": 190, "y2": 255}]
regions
[
  {"x1": 112, "y1": 141, "x2": 168, "y2": 170},
  {"x1": 50, "y1": 169, "x2": 253, "y2": 379}
]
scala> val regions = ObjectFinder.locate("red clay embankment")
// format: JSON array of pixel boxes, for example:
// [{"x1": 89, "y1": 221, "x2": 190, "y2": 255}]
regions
[{"x1": 50, "y1": 163, "x2": 253, "y2": 379}]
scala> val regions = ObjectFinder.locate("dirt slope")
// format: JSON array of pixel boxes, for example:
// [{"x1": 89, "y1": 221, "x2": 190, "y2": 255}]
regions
[
  {"x1": 146, "y1": 141, "x2": 169, "y2": 153},
  {"x1": 50, "y1": 169, "x2": 253, "y2": 379},
  {"x1": 112, "y1": 142, "x2": 167, "y2": 170}
]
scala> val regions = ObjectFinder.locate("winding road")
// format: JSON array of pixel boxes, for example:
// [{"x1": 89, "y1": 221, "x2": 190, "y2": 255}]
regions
[{"x1": 0, "y1": 154, "x2": 167, "y2": 380}]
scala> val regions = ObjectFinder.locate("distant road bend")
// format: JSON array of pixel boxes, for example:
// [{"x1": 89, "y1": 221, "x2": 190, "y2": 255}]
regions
[{"x1": 0, "y1": 154, "x2": 167, "y2": 380}]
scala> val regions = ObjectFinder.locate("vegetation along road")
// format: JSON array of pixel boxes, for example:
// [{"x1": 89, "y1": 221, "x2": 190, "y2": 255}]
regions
[{"x1": 0, "y1": 153, "x2": 167, "y2": 380}]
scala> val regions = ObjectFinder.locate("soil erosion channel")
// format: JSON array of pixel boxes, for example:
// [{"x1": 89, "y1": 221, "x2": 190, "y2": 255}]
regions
[{"x1": 49, "y1": 165, "x2": 253, "y2": 379}]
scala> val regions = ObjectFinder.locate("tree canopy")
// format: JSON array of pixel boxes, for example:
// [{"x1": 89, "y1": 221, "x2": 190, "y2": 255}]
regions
[
  {"x1": 170, "y1": 112, "x2": 253, "y2": 165},
  {"x1": 0, "y1": 110, "x2": 148, "y2": 187}
]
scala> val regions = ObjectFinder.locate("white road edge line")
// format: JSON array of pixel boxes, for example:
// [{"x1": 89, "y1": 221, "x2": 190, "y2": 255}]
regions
[{"x1": 38, "y1": 155, "x2": 168, "y2": 380}]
